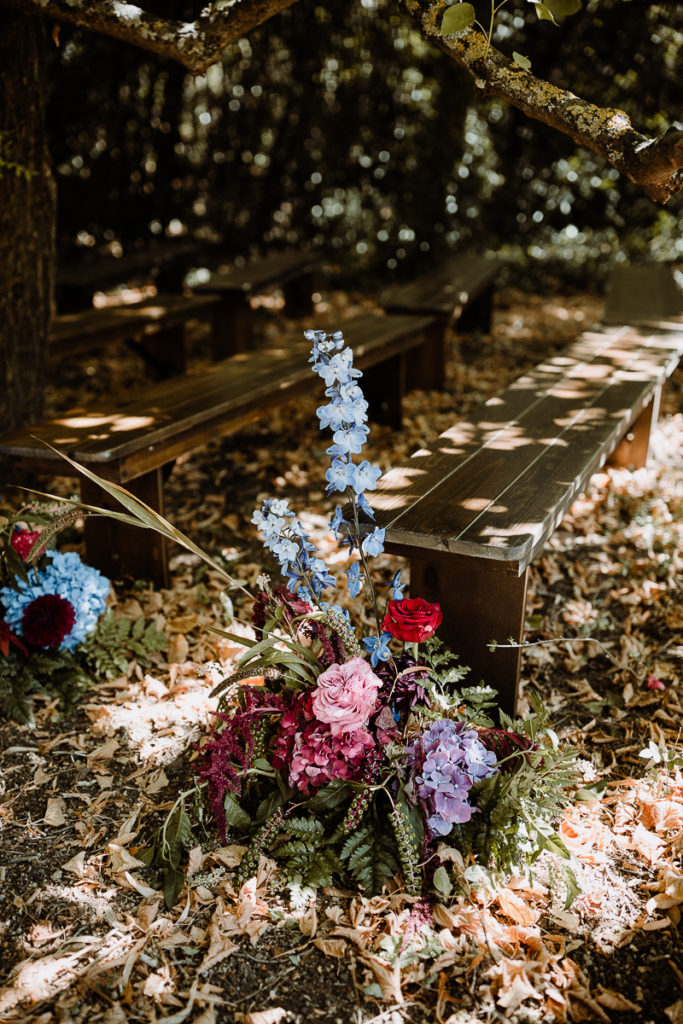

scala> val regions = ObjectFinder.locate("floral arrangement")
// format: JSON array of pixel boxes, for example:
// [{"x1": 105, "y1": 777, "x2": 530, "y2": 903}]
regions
[
  {"x1": 148, "y1": 329, "x2": 580, "y2": 904},
  {"x1": 0, "y1": 504, "x2": 112, "y2": 724}
]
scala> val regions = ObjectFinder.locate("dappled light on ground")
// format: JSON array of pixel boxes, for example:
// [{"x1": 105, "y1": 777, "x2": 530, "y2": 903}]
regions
[{"x1": 2, "y1": 289, "x2": 681, "y2": 1022}]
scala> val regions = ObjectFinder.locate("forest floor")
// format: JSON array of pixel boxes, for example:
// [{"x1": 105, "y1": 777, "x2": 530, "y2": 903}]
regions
[{"x1": 0, "y1": 286, "x2": 682, "y2": 1024}]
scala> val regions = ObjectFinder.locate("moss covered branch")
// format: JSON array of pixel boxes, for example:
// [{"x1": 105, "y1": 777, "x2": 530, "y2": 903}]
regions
[
  {"x1": 398, "y1": 0, "x2": 683, "y2": 204},
  {"x1": 1, "y1": 0, "x2": 299, "y2": 73}
]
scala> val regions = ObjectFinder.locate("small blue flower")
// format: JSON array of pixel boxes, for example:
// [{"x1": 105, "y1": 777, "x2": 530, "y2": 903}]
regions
[
  {"x1": 356, "y1": 492, "x2": 375, "y2": 521},
  {"x1": 389, "y1": 570, "x2": 405, "y2": 600},
  {"x1": 352, "y1": 460, "x2": 382, "y2": 494},
  {"x1": 331, "y1": 424, "x2": 369, "y2": 455},
  {"x1": 362, "y1": 632, "x2": 393, "y2": 667},
  {"x1": 329, "y1": 506, "x2": 347, "y2": 538},
  {"x1": 325, "y1": 458, "x2": 354, "y2": 494},
  {"x1": 346, "y1": 562, "x2": 363, "y2": 598},
  {"x1": 361, "y1": 528, "x2": 385, "y2": 557}
]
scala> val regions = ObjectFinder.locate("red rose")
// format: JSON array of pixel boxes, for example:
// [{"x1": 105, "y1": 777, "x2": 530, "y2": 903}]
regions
[{"x1": 381, "y1": 597, "x2": 442, "y2": 643}]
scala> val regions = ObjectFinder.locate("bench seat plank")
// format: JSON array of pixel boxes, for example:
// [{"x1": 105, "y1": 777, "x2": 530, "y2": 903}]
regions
[
  {"x1": 49, "y1": 294, "x2": 220, "y2": 353},
  {"x1": 374, "y1": 328, "x2": 683, "y2": 571},
  {"x1": 381, "y1": 253, "x2": 503, "y2": 319},
  {"x1": 2, "y1": 313, "x2": 434, "y2": 483},
  {"x1": 192, "y1": 251, "x2": 317, "y2": 295}
]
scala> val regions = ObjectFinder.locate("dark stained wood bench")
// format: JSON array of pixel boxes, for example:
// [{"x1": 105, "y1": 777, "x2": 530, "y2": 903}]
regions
[
  {"x1": 49, "y1": 294, "x2": 221, "y2": 379},
  {"x1": 191, "y1": 251, "x2": 318, "y2": 357},
  {"x1": 367, "y1": 325, "x2": 683, "y2": 716},
  {"x1": 56, "y1": 241, "x2": 205, "y2": 312},
  {"x1": 1, "y1": 312, "x2": 434, "y2": 586},
  {"x1": 603, "y1": 263, "x2": 683, "y2": 327},
  {"x1": 380, "y1": 252, "x2": 505, "y2": 390}
]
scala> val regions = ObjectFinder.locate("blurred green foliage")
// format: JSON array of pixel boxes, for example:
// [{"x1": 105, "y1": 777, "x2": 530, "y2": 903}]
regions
[{"x1": 49, "y1": 0, "x2": 683, "y2": 288}]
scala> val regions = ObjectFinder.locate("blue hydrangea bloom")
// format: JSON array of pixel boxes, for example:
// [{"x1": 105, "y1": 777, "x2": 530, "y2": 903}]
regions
[
  {"x1": 0, "y1": 551, "x2": 110, "y2": 651},
  {"x1": 410, "y1": 720, "x2": 498, "y2": 836}
]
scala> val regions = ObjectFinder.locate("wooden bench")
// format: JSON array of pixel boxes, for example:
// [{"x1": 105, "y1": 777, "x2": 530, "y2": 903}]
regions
[
  {"x1": 49, "y1": 294, "x2": 221, "y2": 379},
  {"x1": 380, "y1": 252, "x2": 504, "y2": 389},
  {"x1": 191, "y1": 251, "x2": 318, "y2": 357},
  {"x1": 56, "y1": 241, "x2": 205, "y2": 312},
  {"x1": 1, "y1": 312, "x2": 434, "y2": 586},
  {"x1": 604, "y1": 263, "x2": 683, "y2": 328},
  {"x1": 367, "y1": 325, "x2": 683, "y2": 715}
]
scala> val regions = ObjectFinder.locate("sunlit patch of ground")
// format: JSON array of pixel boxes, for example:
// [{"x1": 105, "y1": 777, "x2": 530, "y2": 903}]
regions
[{"x1": 2, "y1": 289, "x2": 682, "y2": 1023}]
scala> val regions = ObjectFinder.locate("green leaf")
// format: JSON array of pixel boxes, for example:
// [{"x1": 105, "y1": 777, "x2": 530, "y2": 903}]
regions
[
  {"x1": 575, "y1": 779, "x2": 608, "y2": 804},
  {"x1": 162, "y1": 806, "x2": 194, "y2": 869},
  {"x1": 223, "y1": 791, "x2": 251, "y2": 831},
  {"x1": 163, "y1": 866, "x2": 187, "y2": 909},
  {"x1": 544, "y1": 0, "x2": 582, "y2": 18},
  {"x1": 512, "y1": 52, "x2": 532, "y2": 71},
  {"x1": 441, "y1": 3, "x2": 475, "y2": 35},
  {"x1": 532, "y1": 2, "x2": 556, "y2": 22},
  {"x1": 303, "y1": 779, "x2": 352, "y2": 812},
  {"x1": 432, "y1": 866, "x2": 453, "y2": 899}
]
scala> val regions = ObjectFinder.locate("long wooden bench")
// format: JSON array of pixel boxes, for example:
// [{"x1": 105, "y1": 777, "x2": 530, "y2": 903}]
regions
[
  {"x1": 56, "y1": 241, "x2": 205, "y2": 312},
  {"x1": 380, "y1": 252, "x2": 504, "y2": 389},
  {"x1": 1, "y1": 312, "x2": 434, "y2": 586},
  {"x1": 49, "y1": 294, "x2": 221, "y2": 379},
  {"x1": 191, "y1": 251, "x2": 318, "y2": 357},
  {"x1": 367, "y1": 325, "x2": 683, "y2": 715}
]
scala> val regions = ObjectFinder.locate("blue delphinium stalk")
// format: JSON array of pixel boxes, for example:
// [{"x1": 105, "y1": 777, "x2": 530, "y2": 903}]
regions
[
  {"x1": 251, "y1": 498, "x2": 333, "y2": 603},
  {"x1": 306, "y1": 329, "x2": 387, "y2": 642}
]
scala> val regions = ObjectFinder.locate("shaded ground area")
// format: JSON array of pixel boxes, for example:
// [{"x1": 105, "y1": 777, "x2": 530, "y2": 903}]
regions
[{"x1": 1, "y1": 288, "x2": 681, "y2": 1023}]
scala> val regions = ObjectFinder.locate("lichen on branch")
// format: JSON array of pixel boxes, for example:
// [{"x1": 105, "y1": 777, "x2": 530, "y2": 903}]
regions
[{"x1": 398, "y1": 0, "x2": 683, "y2": 203}]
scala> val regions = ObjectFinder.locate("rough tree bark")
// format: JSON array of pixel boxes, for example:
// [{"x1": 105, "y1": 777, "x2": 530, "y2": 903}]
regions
[
  {"x1": 4, "y1": 0, "x2": 683, "y2": 203},
  {"x1": 0, "y1": 10, "x2": 55, "y2": 435}
]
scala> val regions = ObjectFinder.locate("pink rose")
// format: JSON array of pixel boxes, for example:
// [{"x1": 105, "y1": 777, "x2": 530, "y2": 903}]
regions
[{"x1": 311, "y1": 657, "x2": 381, "y2": 736}]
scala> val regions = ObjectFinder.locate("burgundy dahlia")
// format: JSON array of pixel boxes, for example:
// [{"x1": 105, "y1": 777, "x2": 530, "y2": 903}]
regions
[{"x1": 21, "y1": 594, "x2": 76, "y2": 648}]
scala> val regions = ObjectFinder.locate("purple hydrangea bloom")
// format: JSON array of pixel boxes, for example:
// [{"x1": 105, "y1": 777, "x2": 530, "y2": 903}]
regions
[{"x1": 409, "y1": 719, "x2": 498, "y2": 836}]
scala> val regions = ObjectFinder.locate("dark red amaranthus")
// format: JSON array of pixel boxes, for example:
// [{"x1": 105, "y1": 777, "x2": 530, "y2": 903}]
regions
[{"x1": 196, "y1": 688, "x2": 285, "y2": 839}]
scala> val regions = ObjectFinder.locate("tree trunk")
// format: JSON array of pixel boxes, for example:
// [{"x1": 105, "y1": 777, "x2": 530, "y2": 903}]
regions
[{"x1": 0, "y1": 10, "x2": 55, "y2": 436}]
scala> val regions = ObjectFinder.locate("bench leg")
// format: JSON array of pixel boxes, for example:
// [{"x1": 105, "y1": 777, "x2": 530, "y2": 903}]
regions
[
  {"x1": 211, "y1": 293, "x2": 253, "y2": 357},
  {"x1": 408, "y1": 320, "x2": 447, "y2": 392},
  {"x1": 608, "y1": 386, "x2": 661, "y2": 470},
  {"x1": 135, "y1": 324, "x2": 187, "y2": 380},
  {"x1": 456, "y1": 283, "x2": 495, "y2": 333},
  {"x1": 81, "y1": 470, "x2": 169, "y2": 589},
  {"x1": 409, "y1": 555, "x2": 529, "y2": 717},
  {"x1": 363, "y1": 354, "x2": 404, "y2": 429},
  {"x1": 283, "y1": 273, "x2": 314, "y2": 317}
]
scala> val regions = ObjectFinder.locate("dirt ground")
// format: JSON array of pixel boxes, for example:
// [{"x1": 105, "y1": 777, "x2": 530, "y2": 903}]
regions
[{"x1": 0, "y1": 286, "x2": 681, "y2": 1024}]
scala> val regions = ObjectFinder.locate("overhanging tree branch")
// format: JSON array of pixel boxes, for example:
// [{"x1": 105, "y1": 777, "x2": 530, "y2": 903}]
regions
[
  {"x1": 398, "y1": 0, "x2": 683, "y2": 204},
  {"x1": 1, "y1": 0, "x2": 300, "y2": 73},
  {"x1": 4, "y1": 0, "x2": 682, "y2": 202}
]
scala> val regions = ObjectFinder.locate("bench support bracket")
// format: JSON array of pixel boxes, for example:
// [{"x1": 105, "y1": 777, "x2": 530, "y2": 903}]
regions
[{"x1": 409, "y1": 555, "x2": 528, "y2": 717}]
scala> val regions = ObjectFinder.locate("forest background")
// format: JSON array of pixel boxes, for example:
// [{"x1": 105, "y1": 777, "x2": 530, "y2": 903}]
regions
[{"x1": 46, "y1": 0, "x2": 682, "y2": 291}]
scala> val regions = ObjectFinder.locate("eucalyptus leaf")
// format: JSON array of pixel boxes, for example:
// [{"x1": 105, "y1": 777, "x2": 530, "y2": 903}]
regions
[{"x1": 441, "y1": 3, "x2": 475, "y2": 36}]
